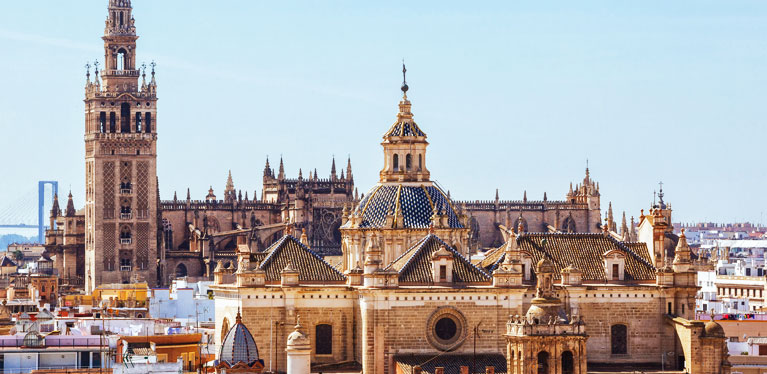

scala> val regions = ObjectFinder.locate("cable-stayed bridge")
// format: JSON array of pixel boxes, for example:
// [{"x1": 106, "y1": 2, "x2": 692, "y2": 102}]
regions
[{"x1": 0, "y1": 181, "x2": 59, "y2": 243}]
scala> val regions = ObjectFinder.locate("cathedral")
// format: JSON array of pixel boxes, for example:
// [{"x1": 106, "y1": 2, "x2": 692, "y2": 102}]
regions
[
  {"x1": 42, "y1": 1, "x2": 732, "y2": 373},
  {"x1": 45, "y1": 0, "x2": 607, "y2": 293}
]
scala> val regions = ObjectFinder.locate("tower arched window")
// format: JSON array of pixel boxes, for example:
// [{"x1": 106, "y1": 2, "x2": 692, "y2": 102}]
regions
[
  {"x1": 99, "y1": 112, "x2": 106, "y2": 133},
  {"x1": 418, "y1": 154, "x2": 422, "y2": 171},
  {"x1": 120, "y1": 199, "x2": 131, "y2": 219},
  {"x1": 537, "y1": 351, "x2": 550, "y2": 374},
  {"x1": 406, "y1": 154, "x2": 412, "y2": 171},
  {"x1": 145, "y1": 112, "x2": 152, "y2": 133},
  {"x1": 611, "y1": 324, "x2": 628, "y2": 354},
  {"x1": 393, "y1": 154, "x2": 399, "y2": 172},
  {"x1": 117, "y1": 48, "x2": 127, "y2": 71},
  {"x1": 135, "y1": 112, "x2": 142, "y2": 132},
  {"x1": 562, "y1": 351, "x2": 574, "y2": 374},
  {"x1": 316, "y1": 324, "x2": 332, "y2": 355},
  {"x1": 120, "y1": 226, "x2": 132, "y2": 244},
  {"x1": 119, "y1": 11, "x2": 124, "y2": 27},
  {"x1": 120, "y1": 103, "x2": 130, "y2": 133}
]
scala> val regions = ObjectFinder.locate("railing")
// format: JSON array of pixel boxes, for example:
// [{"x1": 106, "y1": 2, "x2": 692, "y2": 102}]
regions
[
  {"x1": 102, "y1": 69, "x2": 140, "y2": 77},
  {"x1": 120, "y1": 213, "x2": 132, "y2": 220},
  {"x1": 120, "y1": 266, "x2": 132, "y2": 272},
  {"x1": 120, "y1": 188, "x2": 133, "y2": 194},
  {"x1": 120, "y1": 238, "x2": 132, "y2": 245}
]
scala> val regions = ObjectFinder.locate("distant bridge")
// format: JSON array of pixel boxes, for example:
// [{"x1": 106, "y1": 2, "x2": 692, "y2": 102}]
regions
[{"x1": 0, "y1": 181, "x2": 59, "y2": 243}]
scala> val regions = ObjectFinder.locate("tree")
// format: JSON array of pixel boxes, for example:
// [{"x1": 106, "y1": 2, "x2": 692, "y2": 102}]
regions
[{"x1": 12, "y1": 250, "x2": 24, "y2": 262}]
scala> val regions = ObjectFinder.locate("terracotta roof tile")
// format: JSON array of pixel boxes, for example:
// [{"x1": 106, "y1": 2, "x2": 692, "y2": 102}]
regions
[
  {"x1": 480, "y1": 233, "x2": 656, "y2": 282},
  {"x1": 258, "y1": 235, "x2": 345, "y2": 283},
  {"x1": 385, "y1": 234, "x2": 490, "y2": 284}
]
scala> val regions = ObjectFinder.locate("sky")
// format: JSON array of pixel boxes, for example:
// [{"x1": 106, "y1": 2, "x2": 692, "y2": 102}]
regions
[{"x1": 0, "y1": 0, "x2": 766, "y2": 225}]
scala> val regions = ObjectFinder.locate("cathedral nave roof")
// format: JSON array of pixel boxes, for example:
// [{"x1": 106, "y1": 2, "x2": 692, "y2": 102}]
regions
[{"x1": 481, "y1": 233, "x2": 656, "y2": 282}]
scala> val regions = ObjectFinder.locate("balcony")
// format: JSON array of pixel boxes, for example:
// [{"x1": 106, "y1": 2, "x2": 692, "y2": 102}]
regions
[
  {"x1": 120, "y1": 266, "x2": 132, "y2": 272},
  {"x1": 120, "y1": 213, "x2": 132, "y2": 220},
  {"x1": 120, "y1": 188, "x2": 133, "y2": 194},
  {"x1": 120, "y1": 238, "x2": 132, "y2": 245}
]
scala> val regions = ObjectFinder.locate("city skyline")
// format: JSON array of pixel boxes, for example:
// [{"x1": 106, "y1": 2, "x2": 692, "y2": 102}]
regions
[{"x1": 1, "y1": 1, "x2": 766, "y2": 224}]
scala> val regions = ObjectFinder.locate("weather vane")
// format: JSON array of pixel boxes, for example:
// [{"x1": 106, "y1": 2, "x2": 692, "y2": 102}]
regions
[{"x1": 401, "y1": 59, "x2": 408, "y2": 94}]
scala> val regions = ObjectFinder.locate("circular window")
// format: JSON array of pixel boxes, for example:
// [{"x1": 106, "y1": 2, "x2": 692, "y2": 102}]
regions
[
  {"x1": 435, "y1": 317, "x2": 457, "y2": 341},
  {"x1": 426, "y1": 307, "x2": 466, "y2": 351}
]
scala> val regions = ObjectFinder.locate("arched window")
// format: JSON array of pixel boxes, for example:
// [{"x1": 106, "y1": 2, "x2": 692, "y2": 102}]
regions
[
  {"x1": 120, "y1": 226, "x2": 132, "y2": 244},
  {"x1": 537, "y1": 351, "x2": 549, "y2": 374},
  {"x1": 120, "y1": 103, "x2": 131, "y2": 133},
  {"x1": 406, "y1": 154, "x2": 412, "y2": 171},
  {"x1": 162, "y1": 219, "x2": 173, "y2": 250},
  {"x1": 109, "y1": 112, "x2": 116, "y2": 133},
  {"x1": 117, "y1": 48, "x2": 127, "y2": 70},
  {"x1": 120, "y1": 199, "x2": 131, "y2": 219},
  {"x1": 562, "y1": 216, "x2": 577, "y2": 233},
  {"x1": 393, "y1": 154, "x2": 399, "y2": 171},
  {"x1": 119, "y1": 11, "x2": 124, "y2": 27},
  {"x1": 135, "y1": 112, "x2": 142, "y2": 132},
  {"x1": 418, "y1": 154, "x2": 422, "y2": 171},
  {"x1": 144, "y1": 112, "x2": 152, "y2": 133},
  {"x1": 611, "y1": 324, "x2": 628, "y2": 354},
  {"x1": 562, "y1": 351, "x2": 574, "y2": 374},
  {"x1": 99, "y1": 112, "x2": 107, "y2": 133},
  {"x1": 316, "y1": 324, "x2": 332, "y2": 355},
  {"x1": 221, "y1": 318, "x2": 230, "y2": 342},
  {"x1": 175, "y1": 264, "x2": 187, "y2": 278}
]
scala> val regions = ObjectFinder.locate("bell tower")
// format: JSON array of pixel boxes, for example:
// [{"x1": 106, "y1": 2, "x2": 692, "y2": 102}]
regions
[{"x1": 84, "y1": 0, "x2": 159, "y2": 292}]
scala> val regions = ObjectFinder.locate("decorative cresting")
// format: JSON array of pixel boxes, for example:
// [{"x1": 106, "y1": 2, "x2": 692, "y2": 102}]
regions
[
  {"x1": 216, "y1": 311, "x2": 265, "y2": 373},
  {"x1": 380, "y1": 63, "x2": 430, "y2": 183}
]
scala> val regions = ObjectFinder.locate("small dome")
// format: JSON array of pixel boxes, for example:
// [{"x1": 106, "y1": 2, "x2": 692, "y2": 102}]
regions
[
  {"x1": 705, "y1": 320, "x2": 725, "y2": 337},
  {"x1": 219, "y1": 312, "x2": 260, "y2": 366},
  {"x1": 536, "y1": 258, "x2": 555, "y2": 274}
]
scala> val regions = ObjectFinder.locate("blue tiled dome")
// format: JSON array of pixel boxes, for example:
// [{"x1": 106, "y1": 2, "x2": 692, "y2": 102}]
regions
[
  {"x1": 219, "y1": 312, "x2": 260, "y2": 366},
  {"x1": 384, "y1": 121, "x2": 426, "y2": 137},
  {"x1": 353, "y1": 184, "x2": 463, "y2": 229}
]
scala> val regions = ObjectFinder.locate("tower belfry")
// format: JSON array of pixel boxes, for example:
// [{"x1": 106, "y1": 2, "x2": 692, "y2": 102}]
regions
[{"x1": 84, "y1": 0, "x2": 159, "y2": 292}]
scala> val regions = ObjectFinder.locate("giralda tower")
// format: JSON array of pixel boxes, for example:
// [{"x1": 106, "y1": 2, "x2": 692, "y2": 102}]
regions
[{"x1": 84, "y1": 0, "x2": 159, "y2": 292}]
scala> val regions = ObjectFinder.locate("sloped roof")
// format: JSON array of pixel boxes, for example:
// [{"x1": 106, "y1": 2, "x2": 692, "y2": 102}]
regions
[
  {"x1": 385, "y1": 234, "x2": 490, "y2": 284},
  {"x1": 0, "y1": 256, "x2": 17, "y2": 267},
  {"x1": 480, "y1": 233, "x2": 656, "y2": 282},
  {"x1": 257, "y1": 235, "x2": 345, "y2": 283},
  {"x1": 352, "y1": 184, "x2": 463, "y2": 229}
]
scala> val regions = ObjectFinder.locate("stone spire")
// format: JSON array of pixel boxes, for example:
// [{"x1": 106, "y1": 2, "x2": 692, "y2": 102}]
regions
[
  {"x1": 523, "y1": 190, "x2": 527, "y2": 202},
  {"x1": 621, "y1": 211, "x2": 629, "y2": 240},
  {"x1": 186, "y1": 188, "x2": 191, "y2": 201},
  {"x1": 65, "y1": 191, "x2": 76, "y2": 217},
  {"x1": 51, "y1": 193, "x2": 61, "y2": 218},
  {"x1": 226, "y1": 170, "x2": 234, "y2": 191},
  {"x1": 608, "y1": 202, "x2": 616, "y2": 232},
  {"x1": 278, "y1": 157, "x2": 285, "y2": 180},
  {"x1": 330, "y1": 157, "x2": 337, "y2": 179},
  {"x1": 346, "y1": 156, "x2": 353, "y2": 181},
  {"x1": 263, "y1": 157, "x2": 271, "y2": 178}
]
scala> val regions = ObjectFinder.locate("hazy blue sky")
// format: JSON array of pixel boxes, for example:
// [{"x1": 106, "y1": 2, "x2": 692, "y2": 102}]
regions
[{"x1": 0, "y1": 1, "x2": 766, "y2": 225}]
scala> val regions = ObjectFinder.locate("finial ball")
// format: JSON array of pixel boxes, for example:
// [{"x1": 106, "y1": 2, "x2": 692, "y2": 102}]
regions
[{"x1": 401, "y1": 83, "x2": 409, "y2": 93}]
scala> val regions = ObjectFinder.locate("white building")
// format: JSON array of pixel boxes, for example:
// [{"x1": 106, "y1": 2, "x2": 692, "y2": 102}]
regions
[{"x1": 148, "y1": 279, "x2": 214, "y2": 326}]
